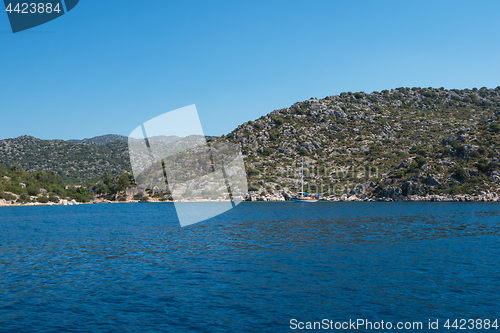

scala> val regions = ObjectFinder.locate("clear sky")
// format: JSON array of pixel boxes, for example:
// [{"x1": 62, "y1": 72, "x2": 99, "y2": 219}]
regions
[{"x1": 1, "y1": 0, "x2": 499, "y2": 140}]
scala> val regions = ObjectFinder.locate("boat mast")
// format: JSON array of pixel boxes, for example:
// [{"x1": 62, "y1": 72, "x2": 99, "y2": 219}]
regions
[{"x1": 301, "y1": 157, "x2": 304, "y2": 195}]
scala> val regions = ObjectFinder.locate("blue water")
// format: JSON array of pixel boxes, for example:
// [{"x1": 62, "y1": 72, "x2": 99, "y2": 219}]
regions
[{"x1": 1, "y1": 202, "x2": 500, "y2": 332}]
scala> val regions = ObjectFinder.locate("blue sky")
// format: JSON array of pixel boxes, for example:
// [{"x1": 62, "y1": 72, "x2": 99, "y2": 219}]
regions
[{"x1": 0, "y1": 0, "x2": 499, "y2": 140}]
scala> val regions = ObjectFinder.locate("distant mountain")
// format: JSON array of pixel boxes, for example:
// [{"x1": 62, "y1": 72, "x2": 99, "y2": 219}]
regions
[
  {"x1": 126, "y1": 134, "x2": 217, "y2": 143},
  {"x1": 0, "y1": 136, "x2": 130, "y2": 184},
  {"x1": 70, "y1": 134, "x2": 207, "y2": 145},
  {"x1": 68, "y1": 134, "x2": 128, "y2": 145},
  {"x1": 0, "y1": 133, "x2": 218, "y2": 185}
]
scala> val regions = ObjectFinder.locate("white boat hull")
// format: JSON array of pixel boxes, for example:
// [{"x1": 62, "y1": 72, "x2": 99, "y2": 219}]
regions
[{"x1": 292, "y1": 198, "x2": 318, "y2": 202}]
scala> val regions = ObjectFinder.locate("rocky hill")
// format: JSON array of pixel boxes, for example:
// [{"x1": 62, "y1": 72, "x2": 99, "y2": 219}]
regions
[
  {"x1": 0, "y1": 136, "x2": 130, "y2": 184},
  {"x1": 219, "y1": 86, "x2": 500, "y2": 201},
  {"x1": 2, "y1": 86, "x2": 500, "y2": 201}
]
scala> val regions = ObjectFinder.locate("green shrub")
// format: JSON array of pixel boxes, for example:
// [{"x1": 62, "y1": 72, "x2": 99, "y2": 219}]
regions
[
  {"x1": 17, "y1": 193, "x2": 31, "y2": 203},
  {"x1": 247, "y1": 169, "x2": 259, "y2": 177},
  {"x1": 27, "y1": 185, "x2": 39, "y2": 196},
  {"x1": 298, "y1": 148, "x2": 309, "y2": 156},
  {"x1": 37, "y1": 196, "x2": 49, "y2": 204},
  {"x1": 489, "y1": 123, "x2": 500, "y2": 133},
  {"x1": 269, "y1": 129, "x2": 279, "y2": 141},
  {"x1": 415, "y1": 155, "x2": 427, "y2": 168},
  {"x1": 394, "y1": 170, "x2": 405, "y2": 178},
  {"x1": 254, "y1": 122, "x2": 264, "y2": 130},
  {"x1": 451, "y1": 166, "x2": 468, "y2": 181},
  {"x1": 442, "y1": 185, "x2": 465, "y2": 195},
  {"x1": 451, "y1": 143, "x2": 466, "y2": 156},
  {"x1": 408, "y1": 161, "x2": 418, "y2": 170},
  {"x1": 422, "y1": 91, "x2": 438, "y2": 99},
  {"x1": 476, "y1": 159, "x2": 490, "y2": 173},
  {"x1": 262, "y1": 148, "x2": 275, "y2": 156},
  {"x1": 5, "y1": 184, "x2": 23, "y2": 195},
  {"x1": 409, "y1": 146, "x2": 427, "y2": 157},
  {"x1": 335, "y1": 133, "x2": 346, "y2": 141},
  {"x1": 0, "y1": 191, "x2": 16, "y2": 201},
  {"x1": 476, "y1": 159, "x2": 499, "y2": 173}
]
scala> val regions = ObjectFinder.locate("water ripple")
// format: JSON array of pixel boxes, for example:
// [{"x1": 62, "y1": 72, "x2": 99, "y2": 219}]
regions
[{"x1": 0, "y1": 202, "x2": 499, "y2": 332}]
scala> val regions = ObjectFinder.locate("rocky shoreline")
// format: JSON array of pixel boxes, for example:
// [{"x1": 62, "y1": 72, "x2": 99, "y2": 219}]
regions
[
  {"x1": 245, "y1": 191, "x2": 500, "y2": 202},
  {"x1": 2, "y1": 192, "x2": 500, "y2": 207},
  {"x1": 0, "y1": 199, "x2": 78, "y2": 207}
]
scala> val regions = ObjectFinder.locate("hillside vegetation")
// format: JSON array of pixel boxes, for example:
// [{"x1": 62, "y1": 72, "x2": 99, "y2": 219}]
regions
[
  {"x1": 0, "y1": 136, "x2": 130, "y2": 184},
  {"x1": 0, "y1": 165, "x2": 93, "y2": 203}
]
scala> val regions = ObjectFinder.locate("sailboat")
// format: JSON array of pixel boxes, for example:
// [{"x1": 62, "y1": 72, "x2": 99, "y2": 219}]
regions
[{"x1": 292, "y1": 157, "x2": 319, "y2": 202}]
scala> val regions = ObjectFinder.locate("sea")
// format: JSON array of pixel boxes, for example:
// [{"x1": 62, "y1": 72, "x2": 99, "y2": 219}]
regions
[{"x1": 0, "y1": 202, "x2": 499, "y2": 332}]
